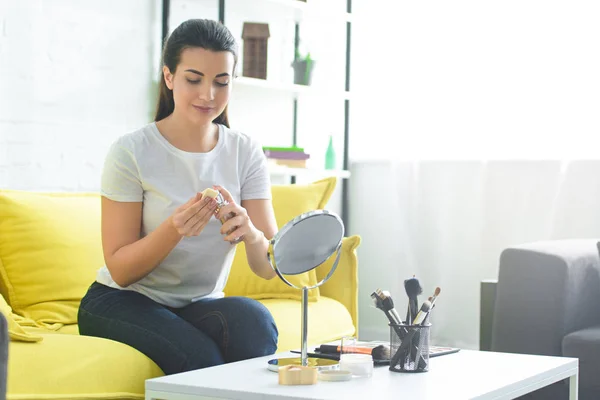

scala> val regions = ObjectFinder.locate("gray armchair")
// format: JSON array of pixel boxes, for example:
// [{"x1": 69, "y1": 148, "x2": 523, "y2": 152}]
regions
[{"x1": 481, "y1": 239, "x2": 600, "y2": 400}]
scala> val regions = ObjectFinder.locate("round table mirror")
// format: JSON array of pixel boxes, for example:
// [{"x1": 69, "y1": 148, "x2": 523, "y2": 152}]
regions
[{"x1": 266, "y1": 210, "x2": 345, "y2": 371}]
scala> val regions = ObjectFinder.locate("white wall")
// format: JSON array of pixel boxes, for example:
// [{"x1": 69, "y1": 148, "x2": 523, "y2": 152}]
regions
[
  {"x1": 349, "y1": 0, "x2": 600, "y2": 161},
  {"x1": 0, "y1": 0, "x2": 158, "y2": 191}
]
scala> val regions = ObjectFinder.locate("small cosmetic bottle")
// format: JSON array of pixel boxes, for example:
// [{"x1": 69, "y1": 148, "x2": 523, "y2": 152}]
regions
[{"x1": 212, "y1": 191, "x2": 243, "y2": 245}]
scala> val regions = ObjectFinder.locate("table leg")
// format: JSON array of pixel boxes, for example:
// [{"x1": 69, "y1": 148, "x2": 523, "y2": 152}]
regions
[{"x1": 569, "y1": 371, "x2": 579, "y2": 400}]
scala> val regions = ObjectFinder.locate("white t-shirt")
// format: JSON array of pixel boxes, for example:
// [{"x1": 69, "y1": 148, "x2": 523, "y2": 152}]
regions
[{"x1": 95, "y1": 122, "x2": 272, "y2": 308}]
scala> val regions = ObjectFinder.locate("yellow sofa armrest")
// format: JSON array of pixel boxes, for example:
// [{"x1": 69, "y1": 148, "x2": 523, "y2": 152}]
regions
[{"x1": 315, "y1": 236, "x2": 360, "y2": 335}]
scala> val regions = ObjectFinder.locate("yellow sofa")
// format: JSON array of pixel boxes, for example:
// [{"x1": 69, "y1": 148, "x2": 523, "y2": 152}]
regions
[{"x1": 0, "y1": 177, "x2": 360, "y2": 400}]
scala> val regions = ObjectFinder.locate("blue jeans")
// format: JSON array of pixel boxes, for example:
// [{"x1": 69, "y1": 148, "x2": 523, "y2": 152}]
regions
[{"x1": 78, "y1": 282, "x2": 278, "y2": 375}]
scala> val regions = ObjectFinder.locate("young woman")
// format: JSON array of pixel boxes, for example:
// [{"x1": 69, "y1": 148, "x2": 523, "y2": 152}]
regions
[{"x1": 78, "y1": 19, "x2": 279, "y2": 375}]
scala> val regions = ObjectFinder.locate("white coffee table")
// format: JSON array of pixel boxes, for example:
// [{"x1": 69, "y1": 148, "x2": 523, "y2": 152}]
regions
[{"x1": 145, "y1": 349, "x2": 578, "y2": 400}]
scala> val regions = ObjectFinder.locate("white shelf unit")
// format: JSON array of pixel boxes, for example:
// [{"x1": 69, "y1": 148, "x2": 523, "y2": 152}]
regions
[
  {"x1": 162, "y1": 0, "x2": 353, "y2": 223},
  {"x1": 261, "y1": 0, "x2": 353, "y2": 22},
  {"x1": 268, "y1": 165, "x2": 351, "y2": 179},
  {"x1": 268, "y1": 165, "x2": 350, "y2": 186},
  {"x1": 225, "y1": 0, "x2": 353, "y2": 189},
  {"x1": 234, "y1": 76, "x2": 351, "y2": 100}
]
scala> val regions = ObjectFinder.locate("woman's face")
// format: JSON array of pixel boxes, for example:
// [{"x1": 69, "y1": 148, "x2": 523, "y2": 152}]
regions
[{"x1": 163, "y1": 47, "x2": 235, "y2": 126}]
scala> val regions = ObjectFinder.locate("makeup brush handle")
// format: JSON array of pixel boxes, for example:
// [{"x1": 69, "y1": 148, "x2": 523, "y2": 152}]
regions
[
  {"x1": 291, "y1": 350, "x2": 339, "y2": 361},
  {"x1": 413, "y1": 310, "x2": 429, "y2": 325},
  {"x1": 411, "y1": 330, "x2": 428, "y2": 370},
  {"x1": 390, "y1": 327, "x2": 428, "y2": 370},
  {"x1": 410, "y1": 298, "x2": 419, "y2": 321},
  {"x1": 317, "y1": 344, "x2": 374, "y2": 356},
  {"x1": 390, "y1": 309, "x2": 402, "y2": 325},
  {"x1": 376, "y1": 302, "x2": 426, "y2": 367},
  {"x1": 385, "y1": 310, "x2": 408, "y2": 339},
  {"x1": 390, "y1": 328, "x2": 418, "y2": 367},
  {"x1": 318, "y1": 345, "x2": 342, "y2": 354}
]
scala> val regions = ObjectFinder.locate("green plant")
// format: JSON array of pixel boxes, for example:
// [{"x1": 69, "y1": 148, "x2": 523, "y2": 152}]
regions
[
  {"x1": 292, "y1": 51, "x2": 314, "y2": 85},
  {"x1": 294, "y1": 49, "x2": 312, "y2": 63}
]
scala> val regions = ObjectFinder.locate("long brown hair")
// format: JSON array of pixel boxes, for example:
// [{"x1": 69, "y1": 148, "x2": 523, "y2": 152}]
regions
[{"x1": 154, "y1": 19, "x2": 238, "y2": 127}]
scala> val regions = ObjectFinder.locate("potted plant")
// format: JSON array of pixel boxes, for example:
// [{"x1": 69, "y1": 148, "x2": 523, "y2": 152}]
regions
[{"x1": 291, "y1": 50, "x2": 315, "y2": 86}]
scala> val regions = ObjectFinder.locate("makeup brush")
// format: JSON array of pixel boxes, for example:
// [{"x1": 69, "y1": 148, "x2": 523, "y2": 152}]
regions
[
  {"x1": 412, "y1": 300, "x2": 432, "y2": 325},
  {"x1": 375, "y1": 289, "x2": 403, "y2": 324},
  {"x1": 370, "y1": 290, "x2": 401, "y2": 325},
  {"x1": 430, "y1": 287, "x2": 441, "y2": 308},
  {"x1": 404, "y1": 276, "x2": 423, "y2": 324},
  {"x1": 423, "y1": 287, "x2": 441, "y2": 324},
  {"x1": 371, "y1": 290, "x2": 409, "y2": 342},
  {"x1": 372, "y1": 289, "x2": 428, "y2": 369},
  {"x1": 412, "y1": 288, "x2": 440, "y2": 364},
  {"x1": 389, "y1": 327, "x2": 420, "y2": 369},
  {"x1": 290, "y1": 350, "x2": 339, "y2": 361},
  {"x1": 317, "y1": 344, "x2": 391, "y2": 361},
  {"x1": 391, "y1": 300, "x2": 431, "y2": 371}
]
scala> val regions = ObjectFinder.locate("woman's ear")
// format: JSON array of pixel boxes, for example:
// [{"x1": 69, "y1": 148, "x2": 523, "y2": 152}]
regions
[{"x1": 163, "y1": 66, "x2": 174, "y2": 90}]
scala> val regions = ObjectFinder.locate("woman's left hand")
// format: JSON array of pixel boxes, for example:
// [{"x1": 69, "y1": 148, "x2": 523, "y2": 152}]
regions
[{"x1": 212, "y1": 186, "x2": 264, "y2": 245}]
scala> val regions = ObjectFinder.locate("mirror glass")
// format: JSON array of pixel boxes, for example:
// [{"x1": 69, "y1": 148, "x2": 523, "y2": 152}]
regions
[{"x1": 272, "y1": 212, "x2": 344, "y2": 275}]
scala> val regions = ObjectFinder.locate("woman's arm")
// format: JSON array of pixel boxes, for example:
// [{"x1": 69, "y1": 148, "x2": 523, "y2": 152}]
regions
[
  {"x1": 100, "y1": 140, "x2": 183, "y2": 288},
  {"x1": 213, "y1": 186, "x2": 278, "y2": 280},
  {"x1": 102, "y1": 193, "x2": 217, "y2": 287},
  {"x1": 101, "y1": 198, "x2": 182, "y2": 287},
  {"x1": 241, "y1": 199, "x2": 278, "y2": 280}
]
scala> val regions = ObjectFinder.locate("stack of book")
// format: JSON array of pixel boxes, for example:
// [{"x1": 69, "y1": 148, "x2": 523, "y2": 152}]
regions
[{"x1": 263, "y1": 146, "x2": 310, "y2": 168}]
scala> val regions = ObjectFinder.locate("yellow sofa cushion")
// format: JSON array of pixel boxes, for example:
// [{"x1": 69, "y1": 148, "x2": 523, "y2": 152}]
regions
[
  {"x1": 23, "y1": 322, "x2": 79, "y2": 337},
  {"x1": 8, "y1": 333, "x2": 163, "y2": 400},
  {"x1": 260, "y1": 297, "x2": 356, "y2": 352},
  {"x1": 0, "y1": 292, "x2": 42, "y2": 343},
  {"x1": 269, "y1": 177, "x2": 336, "y2": 230},
  {"x1": 0, "y1": 190, "x2": 104, "y2": 329},
  {"x1": 316, "y1": 235, "x2": 361, "y2": 331},
  {"x1": 224, "y1": 177, "x2": 337, "y2": 302}
]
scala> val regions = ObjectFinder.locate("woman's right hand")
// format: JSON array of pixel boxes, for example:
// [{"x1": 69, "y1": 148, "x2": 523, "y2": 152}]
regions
[{"x1": 171, "y1": 193, "x2": 218, "y2": 237}]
